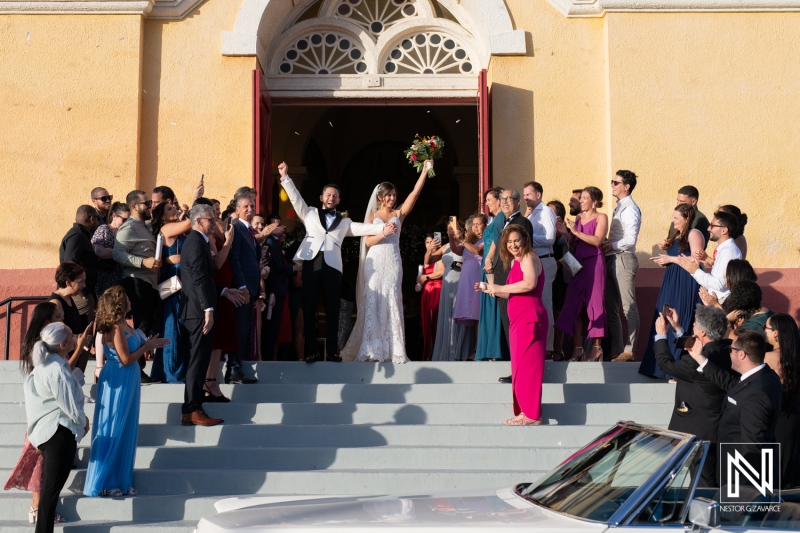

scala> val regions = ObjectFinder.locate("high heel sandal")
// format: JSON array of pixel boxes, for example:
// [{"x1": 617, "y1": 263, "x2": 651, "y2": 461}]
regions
[
  {"x1": 568, "y1": 348, "x2": 586, "y2": 362},
  {"x1": 551, "y1": 351, "x2": 565, "y2": 362},
  {"x1": 30, "y1": 507, "x2": 65, "y2": 524},
  {"x1": 586, "y1": 346, "x2": 603, "y2": 362},
  {"x1": 203, "y1": 378, "x2": 230, "y2": 403}
]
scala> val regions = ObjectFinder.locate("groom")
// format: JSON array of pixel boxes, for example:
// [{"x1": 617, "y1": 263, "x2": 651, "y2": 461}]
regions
[{"x1": 278, "y1": 162, "x2": 394, "y2": 362}]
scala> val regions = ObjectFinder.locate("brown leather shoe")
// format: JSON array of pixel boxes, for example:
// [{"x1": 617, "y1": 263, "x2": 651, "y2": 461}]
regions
[
  {"x1": 611, "y1": 351, "x2": 636, "y2": 362},
  {"x1": 190, "y1": 409, "x2": 224, "y2": 426}
]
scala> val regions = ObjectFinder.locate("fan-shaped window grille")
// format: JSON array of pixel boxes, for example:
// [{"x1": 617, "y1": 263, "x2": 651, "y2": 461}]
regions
[
  {"x1": 278, "y1": 31, "x2": 368, "y2": 74},
  {"x1": 333, "y1": 0, "x2": 420, "y2": 36},
  {"x1": 383, "y1": 32, "x2": 473, "y2": 74}
]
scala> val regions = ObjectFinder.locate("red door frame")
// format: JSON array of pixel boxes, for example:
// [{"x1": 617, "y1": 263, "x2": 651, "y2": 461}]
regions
[
  {"x1": 253, "y1": 69, "x2": 272, "y2": 214},
  {"x1": 477, "y1": 69, "x2": 490, "y2": 213}
]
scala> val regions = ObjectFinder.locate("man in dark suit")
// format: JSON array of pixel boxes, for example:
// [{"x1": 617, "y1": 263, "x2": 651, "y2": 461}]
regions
[
  {"x1": 654, "y1": 304, "x2": 733, "y2": 485},
  {"x1": 261, "y1": 214, "x2": 298, "y2": 360},
  {"x1": 60, "y1": 204, "x2": 99, "y2": 301},
  {"x1": 485, "y1": 188, "x2": 533, "y2": 381},
  {"x1": 226, "y1": 194, "x2": 262, "y2": 383},
  {"x1": 179, "y1": 204, "x2": 246, "y2": 426},
  {"x1": 687, "y1": 327, "x2": 783, "y2": 485}
]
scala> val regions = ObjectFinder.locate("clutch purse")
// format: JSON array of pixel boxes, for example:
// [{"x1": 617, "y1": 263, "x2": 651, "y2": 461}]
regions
[
  {"x1": 559, "y1": 251, "x2": 583, "y2": 277},
  {"x1": 157, "y1": 275, "x2": 182, "y2": 300}
]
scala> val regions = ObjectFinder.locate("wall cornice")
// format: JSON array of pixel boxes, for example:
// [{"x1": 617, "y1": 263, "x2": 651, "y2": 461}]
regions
[
  {"x1": 0, "y1": 0, "x2": 205, "y2": 18},
  {"x1": 0, "y1": 0, "x2": 153, "y2": 15},
  {"x1": 548, "y1": 0, "x2": 800, "y2": 17}
]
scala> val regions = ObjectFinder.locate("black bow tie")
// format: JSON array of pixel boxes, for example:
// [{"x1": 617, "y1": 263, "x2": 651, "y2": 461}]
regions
[{"x1": 322, "y1": 208, "x2": 337, "y2": 216}]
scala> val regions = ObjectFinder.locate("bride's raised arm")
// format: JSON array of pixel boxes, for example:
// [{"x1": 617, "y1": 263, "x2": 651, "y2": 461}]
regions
[{"x1": 399, "y1": 160, "x2": 433, "y2": 220}]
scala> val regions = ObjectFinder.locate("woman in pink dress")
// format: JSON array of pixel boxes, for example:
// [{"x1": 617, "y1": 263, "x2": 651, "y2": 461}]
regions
[
  {"x1": 555, "y1": 187, "x2": 608, "y2": 362},
  {"x1": 479, "y1": 225, "x2": 548, "y2": 426},
  {"x1": 417, "y1": 235, "x2": 444, "y2": 361}
]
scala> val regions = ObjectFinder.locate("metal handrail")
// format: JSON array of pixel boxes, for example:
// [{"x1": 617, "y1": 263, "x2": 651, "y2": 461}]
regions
[{"x1": 1, "y1": 296, "x2": 50, "y2": 361}]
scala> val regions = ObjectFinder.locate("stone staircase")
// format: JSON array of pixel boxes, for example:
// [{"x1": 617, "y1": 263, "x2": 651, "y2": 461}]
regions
[{"x1": 0, "y1": 360, "x2": 673, "y2": 532}]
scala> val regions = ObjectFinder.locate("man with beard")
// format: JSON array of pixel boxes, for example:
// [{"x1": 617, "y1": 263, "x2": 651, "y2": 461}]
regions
[{"x1": 113, "y1": 189, "x2": 162, "y2": 382}]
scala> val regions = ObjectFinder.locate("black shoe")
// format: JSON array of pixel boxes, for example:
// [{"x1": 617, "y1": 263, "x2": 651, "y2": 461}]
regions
[
  {"x1": 228, "y1": 373, "x2": 257, "y2": 384},
  {"x1": 305, "y1": 354, "x2": 319, "y2": 364},
  {"x1": 498, "y1": 375, "x2": 512, "y2": 384},
  {"x1": 327, "y1": 355, "x2": 343, "y2": 363},
  {"x1": 140, "y1": 370, "x2": 154, "y2": 384}
]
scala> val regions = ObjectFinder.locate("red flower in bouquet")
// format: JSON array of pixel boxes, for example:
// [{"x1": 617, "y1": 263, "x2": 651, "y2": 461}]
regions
[{"x1": 404, "y1": 135, "x2": 445, "y2": 177}]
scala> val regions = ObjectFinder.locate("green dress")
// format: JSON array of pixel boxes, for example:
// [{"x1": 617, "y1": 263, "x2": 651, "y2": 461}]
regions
[{"x1": 476, "y1": 212, "x2": 509, "y2": 361}]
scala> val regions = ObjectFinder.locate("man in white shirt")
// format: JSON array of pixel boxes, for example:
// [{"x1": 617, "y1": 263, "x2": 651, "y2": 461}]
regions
[
  {"x1": 523, "y1": 181, "x2": 557, "y2": 354},
  {"x1": 603, "y1": 170, "x2": 642, "y2": 362},
  {"x1": 676, "y1": 210, "x2": 742, "y2": 301}
]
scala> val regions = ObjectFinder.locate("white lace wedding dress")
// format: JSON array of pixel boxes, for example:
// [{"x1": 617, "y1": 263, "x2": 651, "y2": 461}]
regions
[{"x1": 341, "y1": 213, "x2": 409, "y2": 363}]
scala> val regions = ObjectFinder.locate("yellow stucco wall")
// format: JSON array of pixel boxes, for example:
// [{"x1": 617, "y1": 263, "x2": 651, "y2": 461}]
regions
[
  {"x1": 0, "y1": 14, "x2": 144, "y2": 270},
  {"x1": 604, "y1": 12, "x2": 800, "y2": 267},
  {"x1": 490, "y1": 1, "x2": 607, "y2": 212},
  {"x1": 3, "y1": 2, "x2": 800, "y2": 272},
  {"x1": 140, "y1": 0, "x2": 256, "y2": 210}
]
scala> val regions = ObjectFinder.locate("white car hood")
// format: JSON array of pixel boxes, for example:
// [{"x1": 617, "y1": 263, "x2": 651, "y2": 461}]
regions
[{"x1": 196, "y1": 487, "x2": 609, "y2": 532}]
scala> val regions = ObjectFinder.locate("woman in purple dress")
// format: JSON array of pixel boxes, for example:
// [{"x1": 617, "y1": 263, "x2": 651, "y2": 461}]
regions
[
  {"x1": 480, "y1": 226, "x2": 548, "y2": 425},
  {"x1": 453, "y1": 214, "x2": 487, "y2": 347},
  {"x1": 555, "y1": 187, "x2": 608, "y2": 362}
]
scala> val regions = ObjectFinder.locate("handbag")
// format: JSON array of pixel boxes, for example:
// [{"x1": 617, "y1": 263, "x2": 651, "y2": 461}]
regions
[
  {"x1": 559, "y1": 251, "x2": 583, "y2": 277},
  {"x1": 157, "y1": 275, "x2": 182, "y2": 300}
]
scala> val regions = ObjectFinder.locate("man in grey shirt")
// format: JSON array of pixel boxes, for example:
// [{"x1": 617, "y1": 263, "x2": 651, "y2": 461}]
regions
[{"x1": 113, "y1": 189, "x2": 162, "y2": 382}]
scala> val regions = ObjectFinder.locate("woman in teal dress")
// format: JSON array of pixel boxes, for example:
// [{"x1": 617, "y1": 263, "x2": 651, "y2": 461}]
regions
[
  {"x1": 476, "y1": 187, "x2": 508, "y2": 361},
  {"x1": 150, "y1": 203, "x2": 190, "y2": 383},
  {"x1": 84, "y1": 286, "x2": 168, "y2": 497}
]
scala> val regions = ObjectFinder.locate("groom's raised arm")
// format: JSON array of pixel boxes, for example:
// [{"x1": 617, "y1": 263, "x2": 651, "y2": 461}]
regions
[
  {"x1": 278, "y1": 162, "x2": 312, "y2": 223},
  {"x1": 348, "y1": 221, "x2": 384, "y2": 237}
]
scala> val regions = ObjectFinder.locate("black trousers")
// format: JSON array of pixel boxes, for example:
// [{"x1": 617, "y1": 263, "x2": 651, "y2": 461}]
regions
[
  {"x1": 37, "y1": 425, "x2": 77, "y2": 533},
  {"x1": 229, "y1": 300, "x2": 254, "y2": 374},
  {"x1": 494, "y1": 258, "x2": 512, "y2": 361},
  {"x1": 121, "y1": 276, "x2": 161, "y2": 371},
  {"x1": 181, "y1": 317, "x2": 214, "y2": 414},
  {"x1": 302, "y1": 254, "x2": 342, "y2": 358},
  {"x1": 261, "y1": 292, "x2": 287, "y2": 360}
]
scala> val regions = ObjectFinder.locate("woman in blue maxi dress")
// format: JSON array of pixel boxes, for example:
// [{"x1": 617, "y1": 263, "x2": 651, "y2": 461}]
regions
[
  {"x1": 84, "y1": 286, "x2": 167, "y2": 496},
  {"x1": 639, "y1": 205, "x2": 705, "y2": 378},
  {"x1": 476, "y1": 189, "x2": 507, "y2": 361},
  {"x1": 151, "y1": 233, "x2": 185, "y2": 383}
]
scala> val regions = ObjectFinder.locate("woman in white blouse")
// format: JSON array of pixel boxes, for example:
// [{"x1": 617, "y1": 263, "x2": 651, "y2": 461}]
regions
[{"x1": 23, "y1": 322, "x2": 88, "y2": 533}]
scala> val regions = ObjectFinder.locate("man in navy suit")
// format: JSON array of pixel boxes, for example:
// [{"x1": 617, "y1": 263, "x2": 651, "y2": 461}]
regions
[
  {"x1": 227, "y1": 194, "x2": 262, "y2": 383},
  {"x1": 261, "y1": 214, "x2": 298, "y2": 360},
  {"x1": 179, "y1": 204, "x2": 246, "y2": 426}
]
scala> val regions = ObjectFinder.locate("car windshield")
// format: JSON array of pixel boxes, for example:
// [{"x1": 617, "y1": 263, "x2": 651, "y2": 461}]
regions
[{"x1": 518, "y1": 426, "x2": 683, "y2": 522}]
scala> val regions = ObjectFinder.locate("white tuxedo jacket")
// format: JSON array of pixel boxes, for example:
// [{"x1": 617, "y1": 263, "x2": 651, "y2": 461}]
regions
[{"x1": 280, "y1": 177, "x2": 383, "y2": 273}]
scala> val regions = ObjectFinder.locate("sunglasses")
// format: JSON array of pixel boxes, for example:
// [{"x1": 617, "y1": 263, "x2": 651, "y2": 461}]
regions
[
  {"x1": 138, "y1": 200, "x2": 153, "y2": 208},
  {"x1": 763, "y1": 324, "x2": 774, "y2": 331},
  {"x1": 610, "y1": 180, "x2": 622, "y2": 186},
  {"x1": 708, "y1": 224, "x2": 723, "y2": 229},
  {"x1": 93, "y1": 195, "x2": 113, "y2": 202}
]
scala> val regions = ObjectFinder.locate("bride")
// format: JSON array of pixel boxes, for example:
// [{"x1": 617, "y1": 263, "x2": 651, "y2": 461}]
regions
[{"x1": 341, "y1": 160, "x2": 433, "y2": 363}]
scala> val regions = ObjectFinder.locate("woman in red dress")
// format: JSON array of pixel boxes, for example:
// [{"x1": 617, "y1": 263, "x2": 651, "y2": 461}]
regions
[
  {"x1": 205, "y1": 217, "x2": 238, "y2": 401},
  {"x1": 418, "y1": 234, "x2": 444, "y2": 361}
]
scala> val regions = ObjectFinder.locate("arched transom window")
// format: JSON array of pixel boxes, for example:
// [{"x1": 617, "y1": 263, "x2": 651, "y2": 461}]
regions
[{"x1": 268, "y1": 0, "x2": 484, "y2": 78}]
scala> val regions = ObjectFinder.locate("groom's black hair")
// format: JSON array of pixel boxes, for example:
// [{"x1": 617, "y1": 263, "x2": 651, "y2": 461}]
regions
[{"x1": 321, "y1": 183, "x2": 341, "y2": 196}]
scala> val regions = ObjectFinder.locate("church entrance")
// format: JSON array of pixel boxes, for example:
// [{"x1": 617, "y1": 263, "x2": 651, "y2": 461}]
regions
[{"x1": 269, "y1": 101, "x2": 480, "y2": 359}]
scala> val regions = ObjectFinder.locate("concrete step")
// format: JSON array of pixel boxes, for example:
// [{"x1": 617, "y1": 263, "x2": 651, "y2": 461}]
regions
[
  {"x1": 2, "y1": 468, "x2": 538, "y2": 497},
  {"x1": 0, "y1": 444, "x2": 577, "y2": 471},
  {"x1": 0, "y1": 360, "x2": 657, "y2": 384},
  {"x1": 0, "y1": 493, "x2": 218, "y2": 524},
  {"x1": 0, "y1": 401, "x2": 673, "y2": 425},
  {"x1": 0, "y1": 520, "x2": 198, "y2": 533},
  {"x1": 0, "y1": 381, "x2": 676, "y2": 404},
  {"x1": 0, "y1": 422, "x2": 619, "y2": 447}
]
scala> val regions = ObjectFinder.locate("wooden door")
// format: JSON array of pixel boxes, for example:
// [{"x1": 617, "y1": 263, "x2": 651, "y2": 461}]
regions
[
  {"x1": 477, "y1": 68, "x2": 490, "y2": 212},
  {"x1": 253, "y1": 69, "x2": 272, "y2": 214}
]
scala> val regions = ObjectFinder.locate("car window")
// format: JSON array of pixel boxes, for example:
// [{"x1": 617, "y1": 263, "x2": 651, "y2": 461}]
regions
[
  {"x1": 630, "y1": 443, "x2": 705, "y2": 524},
  {"x1": 519, "y1": 427, "x2": 684, "y2": 522}
]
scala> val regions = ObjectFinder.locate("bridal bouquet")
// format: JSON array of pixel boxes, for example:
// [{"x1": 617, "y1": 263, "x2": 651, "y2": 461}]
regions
[{"x1": 404, "y1": 135, "x2": 444, "y2": 177}]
